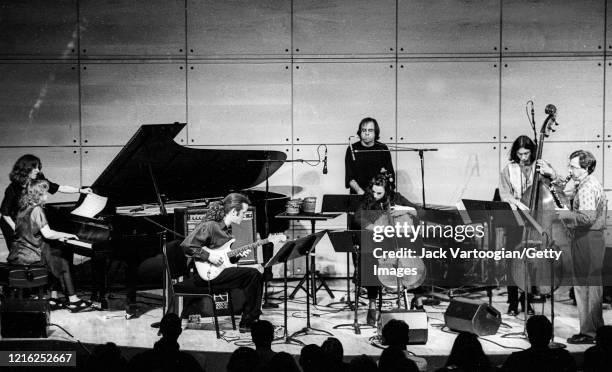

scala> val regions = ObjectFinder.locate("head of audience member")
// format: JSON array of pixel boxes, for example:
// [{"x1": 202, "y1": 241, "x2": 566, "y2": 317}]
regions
[
  {"x1": 159, "y1": 313, "x2": 182, "y2": 343},
  {"x1": 509, "y1": 135, "x2": 536, "y2": 166},
  {"x1": 299, "y1": 344, "x2": 325, "y2": 372},
  {"x1": 382, "y1": 319, "x2": 410, "y2": 349},
  {"x1": 10, "y1": 154, "x2": 42, "y2": 185},
  {"x1": 268, "y1": 352, "x2": 300, "y2": 372},
  {"x1": 85, "y1": 342, "x2": 127, "y2": 372},
  {"x1": 227, "y1": 347, "x2": 259, "y2": 372},
  {"x1": 596, "y1": 325, "x2": 612, "y2": 351},
  {"x1": 445, "y1": 332, "x2": 491, "y2": 370},
  {"x1": 356, "y1": 117, "x2": 380, "y2": 145},
  {"x1": 378, "y1": 347, "x2": 418, "y2": 372},
  {"x1": 251, "y1": 319, "x2": 274, "y2": 350},
  {"x1": 526, "y1": 315, "x2": 553, "y2": 348},
  {"x1": 348, "y1": 354, "x2": 378, "y2": 372},
  {"x1": 321, "y1": 337, "x2": 344, "y2": 365}
]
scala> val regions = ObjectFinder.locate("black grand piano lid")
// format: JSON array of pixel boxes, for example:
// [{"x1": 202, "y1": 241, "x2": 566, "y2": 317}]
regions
[{"x1": 92, "y1": 123, "x2": 287, "y2": 206}]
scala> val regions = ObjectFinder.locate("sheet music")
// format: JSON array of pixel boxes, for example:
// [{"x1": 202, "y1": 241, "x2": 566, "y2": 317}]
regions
[{"x1": 71, "y1": 193, "x2": 108, "y2": 218}]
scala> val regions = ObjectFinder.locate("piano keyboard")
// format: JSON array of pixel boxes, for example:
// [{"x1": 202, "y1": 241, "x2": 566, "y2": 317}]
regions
[{"x1": 64, "y1": 239, "x2": 93, "y2": 249}]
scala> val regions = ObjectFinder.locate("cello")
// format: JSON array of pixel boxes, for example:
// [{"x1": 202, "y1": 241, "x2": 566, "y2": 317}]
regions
[
  {"x1": 368, "y1": 171, "x2": 426, "y2": 295},
  {"x1": 510, "y1": 104, "x2": 569, "y2": 296}
]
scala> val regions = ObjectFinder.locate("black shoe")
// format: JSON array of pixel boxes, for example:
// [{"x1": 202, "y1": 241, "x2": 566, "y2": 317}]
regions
[
  {"x1": 567, "y1": 334, "x2": 595, "y2": 344},
  {"x1": 239, "y1": 318, "x2": 256, "y2": 333},
  {"x1": 47, "y1": 298, "x2": 65, "y2": 311},
  {"x1": 410, "y1": 297, "x2": 423, "y2": 310},
  {"x1": 507, "y1": 305, "x2": 518, "y2": 316},
  {"x1": 526, "y1": 305, "x2": 535, "y2": 316},
  {"x1": 66, "y1": 299, "x2": 92, "y2": 313}
]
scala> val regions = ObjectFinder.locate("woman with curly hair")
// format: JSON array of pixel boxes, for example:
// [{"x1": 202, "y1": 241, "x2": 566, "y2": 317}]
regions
[
  {"x1": 356, "y1": 170, "x2": 422, "y2": 325},
  {"x1": 7, "y1": 178, "x2": 91, "y2": 312},
  {"x1": 1, "y1": 154, "x2": 91, "y2": 248}
]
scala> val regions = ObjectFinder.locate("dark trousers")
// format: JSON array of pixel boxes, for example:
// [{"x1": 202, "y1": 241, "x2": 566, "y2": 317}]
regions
[
  {"x1": 505, "y1": 226, "x2": 534, "y2": 308},
  {"x1": 196, "y1": 266, "x2": 263, "y2": 322}
]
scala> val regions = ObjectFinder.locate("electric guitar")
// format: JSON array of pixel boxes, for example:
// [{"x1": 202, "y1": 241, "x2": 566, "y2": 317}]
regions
[{"x1": 195, "y1": 233, "x2": 286, "y2": 280}]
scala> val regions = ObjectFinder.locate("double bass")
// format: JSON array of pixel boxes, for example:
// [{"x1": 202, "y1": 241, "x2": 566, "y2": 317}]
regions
[{"x1": 510, "y1": 104, "x2": 569, "y2": 294}]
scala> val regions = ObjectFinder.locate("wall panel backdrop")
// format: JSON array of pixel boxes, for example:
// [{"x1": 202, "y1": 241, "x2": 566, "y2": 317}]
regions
[
  {"x1": 0, "y1": 0, "x2": 610, "y2": 276},
  {"x1": 0, "y1": 62, "x2": 80, "y2": 146}
]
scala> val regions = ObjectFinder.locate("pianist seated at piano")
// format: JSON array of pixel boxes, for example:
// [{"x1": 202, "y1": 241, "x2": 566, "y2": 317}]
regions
[
  {"x1": 6, "y1": 178, "x2": 92, "y2": 312},
  {"x1": 1, "y1": 154, "x2": 91, "y2": 249},
  {"x1": 181, "y1": 193, "x2": 265, "y2": 333}
]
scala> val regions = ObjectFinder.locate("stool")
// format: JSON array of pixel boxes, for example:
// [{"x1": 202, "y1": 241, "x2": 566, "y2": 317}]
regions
[{"x1": 7, "y1": 265, "x2": 48, "y2": 299}]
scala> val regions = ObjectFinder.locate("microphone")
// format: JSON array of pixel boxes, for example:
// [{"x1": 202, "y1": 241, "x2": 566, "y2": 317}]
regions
[
  {"x1": 323, "y1": 147, "x2": 328, "y2": 174},
  {"x1": 349, "y1": 136, "x2": 356, "y2": 161}
]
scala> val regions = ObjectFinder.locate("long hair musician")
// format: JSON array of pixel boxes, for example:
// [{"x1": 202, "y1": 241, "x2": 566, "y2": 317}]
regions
[{"x1": 356, "y1": 170, "x2": 423, "y2": 325}]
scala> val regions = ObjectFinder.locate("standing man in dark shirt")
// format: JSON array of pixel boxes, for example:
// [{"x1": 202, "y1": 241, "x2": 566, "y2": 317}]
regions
[
  {"x1": 345, "y1": 117, "x2": 395, "y2": 195},
  {"x1": 181, "y1": 193, "x2": 264, "y2": 332}
]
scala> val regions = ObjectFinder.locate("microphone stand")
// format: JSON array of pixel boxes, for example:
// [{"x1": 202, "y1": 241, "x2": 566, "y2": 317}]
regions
[
  {"x1": 412, "y1": 148, "x2": 440, "y2": 306},
  {"x1": 352, "y1": 146, "x2": 440, "y2": 305}
]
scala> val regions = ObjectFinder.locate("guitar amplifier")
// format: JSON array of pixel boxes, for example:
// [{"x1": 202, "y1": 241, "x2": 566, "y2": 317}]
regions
[{"x1": 174, "y1": 206, "x2": 258, "y2": 264}]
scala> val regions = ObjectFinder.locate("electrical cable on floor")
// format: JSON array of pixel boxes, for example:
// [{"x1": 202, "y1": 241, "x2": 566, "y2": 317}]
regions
[
  {"x1": 49, "y1": 323, "x2": 91, "y2": 355},
  {"x1": 478, "y1": 336, "x2": 526, "y2": 351}
]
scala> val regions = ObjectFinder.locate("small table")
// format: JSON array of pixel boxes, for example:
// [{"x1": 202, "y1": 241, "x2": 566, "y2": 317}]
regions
[{"x1": 275, "y1": 212, "x2": 341, "y2": 304}]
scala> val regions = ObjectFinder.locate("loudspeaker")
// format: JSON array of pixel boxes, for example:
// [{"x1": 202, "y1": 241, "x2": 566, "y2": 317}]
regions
[
  {"x1": 175, "y1": 206, "x2": 257, "y2": 264},
  {"x1": 444, "y1": 298, "x2": 501, "y2": 336},
  {"x1": 378, "y1": 309, "x2": 428, "y2": 345},
  {"x1": 1, "y1": 299, "x2": 49, "y2": 338}
]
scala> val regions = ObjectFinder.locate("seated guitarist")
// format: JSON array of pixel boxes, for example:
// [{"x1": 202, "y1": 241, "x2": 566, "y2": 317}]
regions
[{"x1": 181, "y1": 193, "x2": 263, "y2": 333}]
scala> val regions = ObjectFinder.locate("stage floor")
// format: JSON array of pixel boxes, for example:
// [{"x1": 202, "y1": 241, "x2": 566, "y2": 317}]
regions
[{"x1": 17, "y1": 281, "x2": 612, "y2": 371}]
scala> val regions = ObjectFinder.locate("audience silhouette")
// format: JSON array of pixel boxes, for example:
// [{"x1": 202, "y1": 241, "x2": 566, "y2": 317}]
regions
[
  {"x1": 583, "y1": 325, "x2": 612, "y2": 372},
  {"x1": 250, "y1": 319, "x2": 276, "y2": 370},
  {"x1": 128, "y1": 313, "x2": 203, "y2": 372},
  {"x1": 501, "y1": 315, "x2": 576, "y2": 372},
  {"x1": 436, "y1": 331, "x2": 493, "y2": 372},
  {"x1": 381, "y1": 319, "x2": 427, "y2": 371}
]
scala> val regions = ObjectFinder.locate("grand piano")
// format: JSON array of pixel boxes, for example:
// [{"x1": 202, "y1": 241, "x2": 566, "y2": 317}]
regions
[{"x1": 46, "y1": 123, "x2": 289, "y2": 307}]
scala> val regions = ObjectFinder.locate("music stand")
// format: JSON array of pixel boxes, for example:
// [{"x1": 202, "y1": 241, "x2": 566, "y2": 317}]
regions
[
  {"x1": 513, "y1": 207, "x2": 566, "y2": 349},
  {"x1": 288, "y1": 231, "x2": 334, "y2": 338},
  {"x1": 328, "y1": 230, "x2": 375, "y2": 334},
  {"x1": 460, "y1": 199, "x2": 523, "y2": 305},
  {"x1": 321, "y1": 194, "x2": 362, "y2": 309},
  {"x1": 265, "y1": 238, "x2": 306, "y2": 346}
]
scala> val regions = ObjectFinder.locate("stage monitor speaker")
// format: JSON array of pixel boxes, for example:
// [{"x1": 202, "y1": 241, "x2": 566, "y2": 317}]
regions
[
  {"x1": 175, "y1": 206, "x2": 257, "y2": 264},
  {"x1": 378, "y1": 309, "x2": 428, "y2": 345},
  {"x1": 1, "y1": 299, "x2": 49, "y2": 338},
  {"x1": 444, "y1": 298, "x2": 501, "y2": 336}
]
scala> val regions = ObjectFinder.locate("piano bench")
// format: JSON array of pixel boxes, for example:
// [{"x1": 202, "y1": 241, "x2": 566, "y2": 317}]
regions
[{"x1": 6, "y1": 265, "x2": 48, "y2": 299}]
